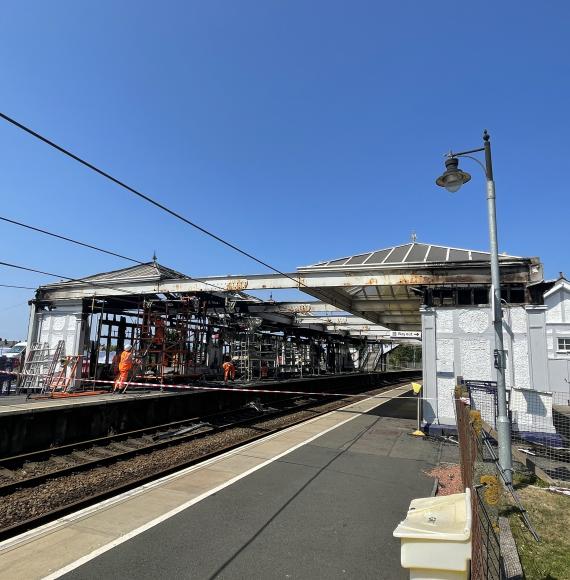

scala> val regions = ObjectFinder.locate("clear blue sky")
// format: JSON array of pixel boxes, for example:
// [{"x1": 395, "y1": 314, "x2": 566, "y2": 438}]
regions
[{"x1": 1, "y1": 1, "x2": 569, "y2": 338}]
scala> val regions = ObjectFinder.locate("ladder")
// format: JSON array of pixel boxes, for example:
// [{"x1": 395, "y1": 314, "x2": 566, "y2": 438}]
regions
[
  {"x1": 49, "y1": 355, "x2": 83, "y2": 394},
  {"x1": 17, "y1": 340, "x2": 65, "y2": 394},
  {"x1": 231, "y1": 339, "x2": 250, "y2": 381}
]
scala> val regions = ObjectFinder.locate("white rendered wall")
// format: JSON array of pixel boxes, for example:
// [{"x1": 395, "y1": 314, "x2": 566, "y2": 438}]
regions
[
  {"x1": 32, "y1": 302, "x2": 84, "y2": 357},
  {"x1": 545, "y1": 284, "x2": 570, "y2": 360},
  {"x1": 422, "y1": 305, "x2": 534, "y2": 426},
  {"x1": 544, "y1": 282, "x2": 570, "y2": 399}
]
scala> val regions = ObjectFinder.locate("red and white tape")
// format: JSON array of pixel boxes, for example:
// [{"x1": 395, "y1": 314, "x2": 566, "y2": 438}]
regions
[{"x1": 0, "y1": 369, "x2": 426, "y2": 400}]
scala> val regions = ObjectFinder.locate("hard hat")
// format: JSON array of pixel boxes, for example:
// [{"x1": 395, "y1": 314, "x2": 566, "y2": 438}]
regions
[{"x1": 124, "y1": 344, "x2": 132, "y2": 351}]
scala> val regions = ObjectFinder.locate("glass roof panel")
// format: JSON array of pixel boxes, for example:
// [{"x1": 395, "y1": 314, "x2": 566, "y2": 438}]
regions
[
  {"x1": 346, "y1": 254, "x2": 371, "y2": 265},
  {"x1": 449, "y1": 249, "x2": 470, "y2": 262},
  {"x1": 426, "y1": 246, "x2": 448, "y2": 262},
  {"x1": 384, "y1": 245, "x2": 411, "y2": 263},
  {"x1": 366, "y1": 248, "x2": 392, "y2": 264},
  {"x1": 470, "y1": 251, "x2": 491, "y2": 261},
  {"x1": 405, "y1": 244, "x2": 430, "y2": 263}
]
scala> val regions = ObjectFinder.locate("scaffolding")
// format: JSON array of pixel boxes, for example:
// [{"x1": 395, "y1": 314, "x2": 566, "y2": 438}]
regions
[
  {"x1": 230, "y1": 332, "x2": 279, "y2": 381},
  {"x1": 31, "y1": 289, "x2": 392, "y2": 391}
]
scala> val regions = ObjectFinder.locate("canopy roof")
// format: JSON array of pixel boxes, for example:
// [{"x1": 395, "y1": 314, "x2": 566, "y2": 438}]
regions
[
  {"x1": 296, "y1": 242, "x2": 541, "y2": 330},
  {"x1": 304, "y1": 242, "x2": 520, "y2": 270},
  {"x1": 78, "y1": 262, "x2": 188, "y2": 284},
  {"x1": 36, "y1": 242, "x2": 543, "y2": 332}
]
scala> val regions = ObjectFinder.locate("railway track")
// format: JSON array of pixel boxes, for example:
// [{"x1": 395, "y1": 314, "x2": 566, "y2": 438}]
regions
[
  {"x1": 0, "y1": 377, "x2": 415, "y2": 540},
  {"x1": 0, "y1": 395, "x2": 322, "y2": 494}
]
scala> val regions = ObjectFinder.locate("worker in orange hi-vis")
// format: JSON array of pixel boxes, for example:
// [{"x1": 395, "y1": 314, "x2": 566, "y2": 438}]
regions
[
  {"x1": 222, "y1": 359, "x2": 236, "y2": 383},
  {"x1": 113, "y1": 344, "x2": 134, "y2": 393}
]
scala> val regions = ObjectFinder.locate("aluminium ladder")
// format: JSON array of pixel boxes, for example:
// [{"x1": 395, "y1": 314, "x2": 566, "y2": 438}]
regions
[{"x1": 17, "y1": 341, "x2": 65, "y2": 395}]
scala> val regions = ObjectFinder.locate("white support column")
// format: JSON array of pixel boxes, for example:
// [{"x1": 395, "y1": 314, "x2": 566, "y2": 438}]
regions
[
  {"x1": 420, "y1": 306, "x2": 438, "y2": 424},
  {"x1": 25, "y1": 301, "x2": 38, "y2": 346}
]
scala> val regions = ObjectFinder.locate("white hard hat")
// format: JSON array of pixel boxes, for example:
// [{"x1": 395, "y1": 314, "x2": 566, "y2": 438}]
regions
[{"x1": 124, "y1": 344, "x2": 132, "y2": 351}]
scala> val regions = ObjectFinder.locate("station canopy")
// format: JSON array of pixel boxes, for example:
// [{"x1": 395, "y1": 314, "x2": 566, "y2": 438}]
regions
[
  {"x1": 37, "y1": 242, "x2": 543, "y2": 333},
  {"x1": 294, "y1": 242, "x2": 542, "y2": 331}
]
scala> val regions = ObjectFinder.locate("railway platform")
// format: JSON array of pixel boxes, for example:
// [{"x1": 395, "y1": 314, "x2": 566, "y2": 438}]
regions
[
  {"x1": 0, "y1": 383, "x2": 454, "y2": 580},
  {"x1": 0, "y1": 371, "x2": 419, "y2": 457}
]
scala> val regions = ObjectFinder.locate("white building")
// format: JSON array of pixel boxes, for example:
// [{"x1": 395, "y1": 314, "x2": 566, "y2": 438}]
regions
[
  {"x1": 422, "y1": 275, "x2": 570, "y2": 429},
  {"x1": 545, "y1": 277, "x2": 570, "y2": 394},
  {"x1": 30, "y1": 241, "x2": 564, "y2": 431}
]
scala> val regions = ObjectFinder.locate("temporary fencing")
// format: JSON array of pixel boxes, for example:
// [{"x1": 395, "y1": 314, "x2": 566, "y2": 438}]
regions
[
  {"x1": 464, "y1": 379, "x2": 570, "y2": 487},
  {"x1": 455, "y1": 387, "x2": 505, "y2": 580},
  {"x1": 455, "y1": 379, "x2": 552, "y2": 580}
]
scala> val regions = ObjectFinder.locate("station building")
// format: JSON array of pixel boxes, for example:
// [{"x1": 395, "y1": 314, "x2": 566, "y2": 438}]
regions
[{"x1": 25, "y1": 241, "x2": 569, "y2": 430}]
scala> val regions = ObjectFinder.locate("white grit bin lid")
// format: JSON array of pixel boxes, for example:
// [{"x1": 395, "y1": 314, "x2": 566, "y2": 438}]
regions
[{"x1": 393, "y1": 488, "x2": 472, "y2": 578}]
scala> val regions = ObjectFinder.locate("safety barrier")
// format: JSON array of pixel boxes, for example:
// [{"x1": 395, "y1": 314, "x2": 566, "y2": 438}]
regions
[
  {"x1": 465, "y1": 380, "x2": 570, "y2": 487},
  {"x1": 455, "y1": 391, "x2": 504, "y2": 579}
]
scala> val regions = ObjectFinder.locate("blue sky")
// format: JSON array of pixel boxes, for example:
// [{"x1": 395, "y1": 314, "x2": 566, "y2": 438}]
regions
[{"x1": 1, "y1": 1, "x2": 569, "y2": 338}]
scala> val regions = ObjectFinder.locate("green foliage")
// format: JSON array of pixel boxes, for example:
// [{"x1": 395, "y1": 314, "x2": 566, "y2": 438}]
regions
[{"x1": 388, "y1": 344, "x2": 421, "y2": 369}]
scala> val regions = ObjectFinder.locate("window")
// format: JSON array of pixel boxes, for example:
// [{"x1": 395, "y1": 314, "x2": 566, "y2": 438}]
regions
[
  {"x1": 509, "y1": 286, "x2": 526, "y2": 304},
  {"x1": 558, "y1": 338, "x2": 570, "y2": 352},
  {"x1": 473, "y1": 287, "x2": 489, "y2": 305},
  {"x1": 457, "y1": 288, "x2": 472, "y2": 305}
]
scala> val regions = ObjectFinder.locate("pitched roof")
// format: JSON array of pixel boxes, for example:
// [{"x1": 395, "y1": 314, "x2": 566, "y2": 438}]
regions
[
  {"x1": 77, "y1": 262, "x2": 188, "y2": 284},
  {"x1": 302, "y1": 242, "x2": 522, "y2": 269},
  {"x1": 543, "y1": 276, "x2": 570, "y2": 299}
]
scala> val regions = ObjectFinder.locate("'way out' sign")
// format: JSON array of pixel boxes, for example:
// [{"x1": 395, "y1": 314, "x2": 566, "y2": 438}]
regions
[{"x1": 389, "y1": 331, "x2": 421, "y2": 339}]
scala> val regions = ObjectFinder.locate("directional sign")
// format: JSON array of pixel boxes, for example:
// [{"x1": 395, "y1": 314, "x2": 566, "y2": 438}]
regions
[{"x1": 389, "y1": 331, "x2": 422, "y2": 339}]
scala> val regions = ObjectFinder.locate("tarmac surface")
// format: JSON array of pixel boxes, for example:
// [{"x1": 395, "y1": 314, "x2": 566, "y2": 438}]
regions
[{"x1": 59, "y1": 394, "x2": 444, "y2": 580}]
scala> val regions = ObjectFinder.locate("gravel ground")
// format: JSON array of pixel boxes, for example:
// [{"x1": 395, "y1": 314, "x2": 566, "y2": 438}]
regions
[
  {"x1": 0, "y1": 383, "x2": 407, "y2": 530},
  {"x1": 426, "y1": 463, "x2": 463, "y2": 496}
]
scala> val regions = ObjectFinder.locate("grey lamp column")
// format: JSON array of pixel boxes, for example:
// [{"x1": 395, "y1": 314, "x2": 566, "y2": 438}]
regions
[
  {"x1": 483, "y1": 132, "x2": 513, "y2": 484},
  {"x1": 436, "y1": 130, "x2": 513, "y2": 484}
]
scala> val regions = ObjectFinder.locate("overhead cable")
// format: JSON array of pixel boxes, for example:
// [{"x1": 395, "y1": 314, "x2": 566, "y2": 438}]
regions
[
  {"x1": 0, "y1": 260, "x2": 146, "y2": 299},
  {"x1": 0, "y1": 111, "x2": 304, "y2": 288},
  {"x1": 0, "y1": 283, "x2": 36, "y2": 290},
  {"x1": 0, "y1": 214, "x2": 228, "y2": 294},
  {"x1": 0, "y1": 260, "x2": 241, "y2": 311},
  {"x1": 0, "y1": 215, "x2": 141, "y2": 264}
]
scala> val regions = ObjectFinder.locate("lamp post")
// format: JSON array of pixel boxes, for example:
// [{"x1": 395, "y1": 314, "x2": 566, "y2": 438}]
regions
[{"x1": 435, "y1": 130, "x2": 513, "y2": 484}]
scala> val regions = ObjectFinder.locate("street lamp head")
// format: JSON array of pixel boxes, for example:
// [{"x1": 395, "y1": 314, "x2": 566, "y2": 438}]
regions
[{"x1": 435, "y1": 156, "x2": 471, "y2": 193}]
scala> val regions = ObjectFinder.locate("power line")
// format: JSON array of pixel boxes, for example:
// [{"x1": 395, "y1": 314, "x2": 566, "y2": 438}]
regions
[
  {"x1": 0, "y1": 111, "x2": 304, "y2": 288},
  {"x1": 0, "y1": 284, "x2": 36, "y2": 290},
  {"x1": 0, "y1": 112, "x2": 347, "y2": 312},
  {"x1": 0, "y1": 216, "x2": 141, "y2": 264},
  {"x1": 0, "y1": 300, "x2": 29, "y2": 313},
  {"x1": 0, "y1": 260, "x2": 280, "y2": 327},
  {"x1": 0, "y1": 259, "x2": 244, "y2": 312},
  {"x1": 0, "y1": 260, "x2": 144, "y2": 300},
  {"x1": 0, "y1": 214, "x2": 229, "y2": 294}
]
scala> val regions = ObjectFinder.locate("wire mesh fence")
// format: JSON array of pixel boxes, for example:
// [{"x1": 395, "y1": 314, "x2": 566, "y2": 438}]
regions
[
  {"x1": 464, "y1": 379, "x2": 570, "y2": 487},
  {"x1": 455, "y1": 390, "x2": 504, "y2": 579}
]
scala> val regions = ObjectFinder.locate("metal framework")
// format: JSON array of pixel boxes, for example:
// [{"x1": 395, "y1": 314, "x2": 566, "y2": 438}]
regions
[
  {"x1": 25, "y1": 242, "x2": 543, "y2": 391},
  {"x1": 35, "y1": 243, "x2": 542, "y2": 332}
]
